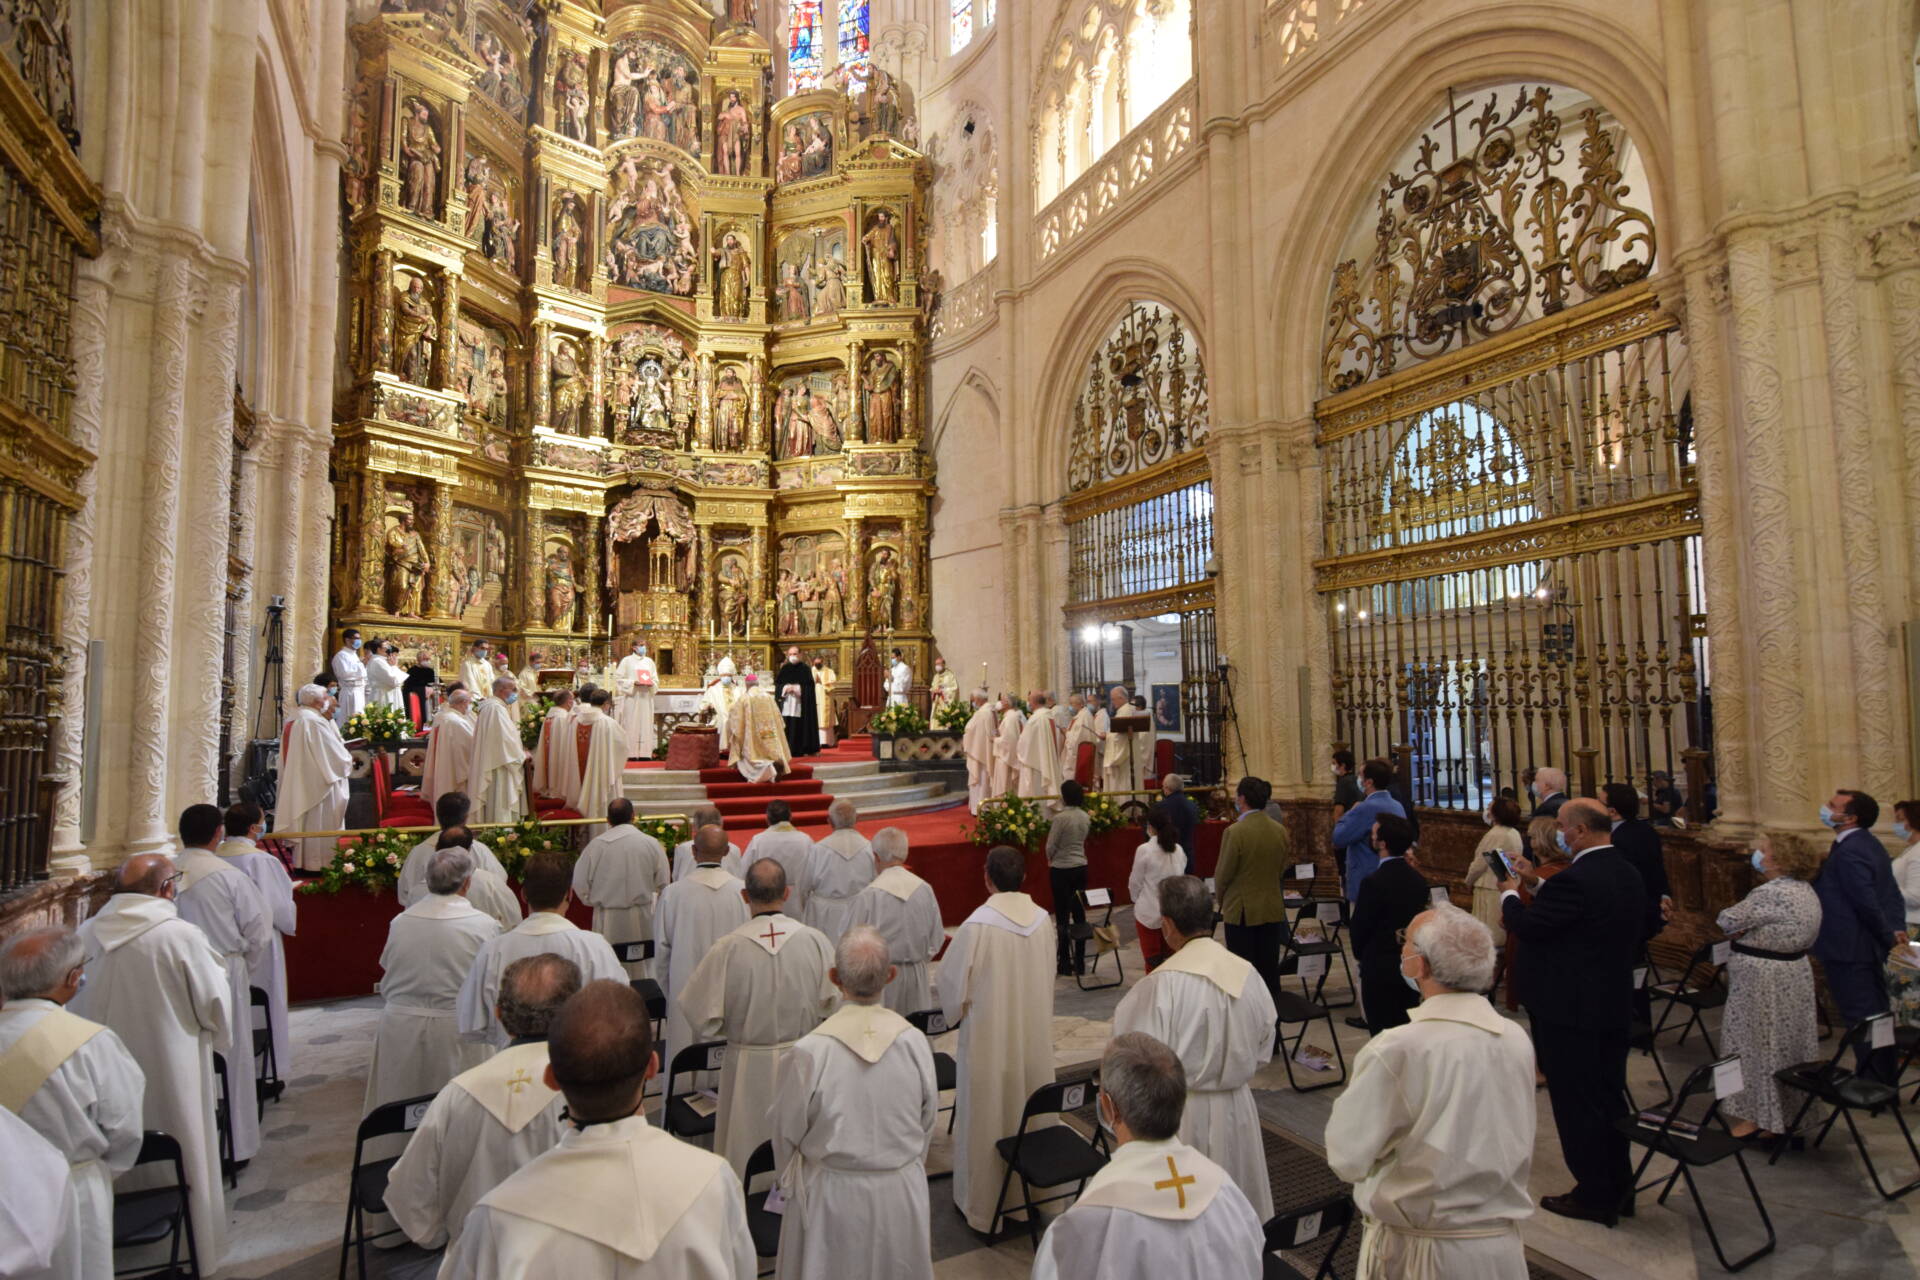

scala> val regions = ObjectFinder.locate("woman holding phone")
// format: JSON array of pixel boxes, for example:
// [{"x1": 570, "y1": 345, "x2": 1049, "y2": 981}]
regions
[{"x1": 1464, "y1": 795, "x2": 1526, "y2": 947}]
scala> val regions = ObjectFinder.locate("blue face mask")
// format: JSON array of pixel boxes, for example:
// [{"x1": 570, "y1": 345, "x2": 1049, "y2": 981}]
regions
[
  {"x1": 1750, "y1": 849, "x2": 1767, "y2": 873},
  {"x1": 1400, "y1": 955, "x2": 1423, "y2": 993},
  {"x1": 350, "y1": 637, "x2": 362, "y2": 649},
  {"x1": 1819, "y1": 804, "x2": 1838, "y2": 829},
  {"x1": 1897, "y1": 822, "x2": 1912, "y2": 841},
  {"x1": 506, "y1": 693, "x2": 518, "y2": 704},
  {"x1": 1554, "y1": 830, "x2": 1570, "y2": 855}
]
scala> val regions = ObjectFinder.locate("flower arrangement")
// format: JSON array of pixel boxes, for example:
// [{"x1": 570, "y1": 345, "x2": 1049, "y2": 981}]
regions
[
  {"x1": 869, "y1": 701, "x2": 928, "y2": 736},
  {"x1": 489, "y1": 815, "x2": 572, "y2": 879},
  {"x1": 342, "y1": 702, "x2": 411, "y2": 747},
  {"x1": 967, "y1": 795, "x2": 1050, "y2": 850},
  {"x1": 931, "y1": 699, "x2": 973, "y2": 732},
  {"x1": 518, "y1": 694, "x2": 559, "y2": 751},
  {"x1": 1083, "y1": 789, "x2": 1127, "y2": 837},
  {"x1": 639, "y1": 815, "x2": 690, "y2": 848},
  {"x1": 299, "y1": 829, "x2": 411, "y2": 895}
]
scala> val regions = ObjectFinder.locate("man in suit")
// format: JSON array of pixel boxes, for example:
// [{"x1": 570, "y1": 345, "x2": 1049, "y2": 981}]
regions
[
  {"x1": 1330, "y1": 758, "x2": 1406, "y2": 902},
  {"x1": 1348, "y1": 814, "x2": 1432, "y2": 1034},
  {"x1": 1813, "y1": 788, "x2": 1908, "y2": 1081},
  {"x1": 1531, "y1": 766, "x2": 1570, "y2": 818},
  {"x1": 1500, "y1": 797, "x2": 1645, "y2": 1226},
  {"x1": 1214, "y1": 775, "x2": 1291, "y2": 1003},
  {"x1": 1603, "y1": 782, "x2": 1672, "y2": 1025},
  {"x1": 1158, "y1": 773, "x2": 1201, "y2": 872}
]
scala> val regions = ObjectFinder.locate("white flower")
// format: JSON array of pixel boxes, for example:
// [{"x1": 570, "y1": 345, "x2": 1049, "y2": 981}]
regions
[
  {"x1": 342, "y1": 862, "x2": 356, "y2": 873},
  {"x1": 386, "y1": 853, "x2": 398, "y2": 865}
]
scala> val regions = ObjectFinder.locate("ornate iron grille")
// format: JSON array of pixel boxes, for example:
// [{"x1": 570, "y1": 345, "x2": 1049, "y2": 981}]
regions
[{"x1": 1067, "y1": 303, "x2": 1210, "y2": 492}]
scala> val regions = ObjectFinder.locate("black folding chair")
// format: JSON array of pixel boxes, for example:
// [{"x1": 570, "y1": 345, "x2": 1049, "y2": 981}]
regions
[
  {"x1": 113, "y1": 1131, "x2": 200, "y2": 1279},
  {"x1": 1072, "y1": 887, "x2": 1125, "y2": 991},
  {"x1": 1262, "y1": 1193, "x2": 1354, "y2": 1280},
  {"x1": 211, "y1": 1052, "x2": 236, "y2": 1187},
  {"x1": 338, "y1": 1093, "x2": 435, "y2": 1279},
  {"x1": 1649, "y1": 942, "x2": 1728, "y2": 1053},
  {"x1": 742, "y1": 1139, "x2": 781, "y2": 1276},
  {"x1": 664, "y1": 1040, "x2": 728, "y2": 1142},
  {"x1": 619, "y1": 939, "x2": 664, "y2": 1023},
  {"x1": 251, "y1": 986, "x2": 283, "y2": 1115},
  {"x1": 905, "y1": 1008, "x2": 960, "y2": 1137},
  {"x1": 1623, "y1": 1018, "x2": 1675, "y2": 1111},
  {"x1": 1279, "y1": 919, "x2": 1354, "y2": 1010},
  {"x1": 1617, "y1": 1056, "x2": 1775, "y2": 1271},
  {"x1": 1771, "y1": 1013, "x2": 1920, "y2": 1199},
  {"x1": 989, "y1": 1074, "x2": 1110, "y2": 1244},
  {"x1": 1274, "y1": 989, "x2": 1347, "y2": 1092}
]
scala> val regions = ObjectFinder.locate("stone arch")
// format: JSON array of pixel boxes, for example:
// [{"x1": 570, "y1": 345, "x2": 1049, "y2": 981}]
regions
[
  {"x1": 245, "y1": 47, "x2": 302, "y2": 417},
  {"x1": 929, "y1": 363, "x2": 1001, "y2": 460}
]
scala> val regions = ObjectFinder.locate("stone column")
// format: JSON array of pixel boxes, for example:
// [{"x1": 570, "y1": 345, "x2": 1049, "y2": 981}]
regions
[
  {"x1": 1872, "y1": 220, "x2": 1920, "y2": 618},
  {"x1": 1040, "y1": 505, "x2": 1068, "y2": 689}
]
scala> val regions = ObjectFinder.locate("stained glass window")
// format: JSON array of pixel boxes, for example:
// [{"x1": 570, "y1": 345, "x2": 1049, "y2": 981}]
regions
[
  {"x1": 788, "y1": 0, "x2": 823, "y2": 93},
  {"x1": 950, "y1": 0, "x2": 972, "y2": 53},
  {"x1": 837, "y1": 0, "x2": 870, "y2": 73}
]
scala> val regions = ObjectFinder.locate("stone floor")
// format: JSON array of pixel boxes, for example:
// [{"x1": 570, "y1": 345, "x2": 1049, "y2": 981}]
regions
[{"x1": 211, "y1": 911, "x2": 1920, "y2": 1279}]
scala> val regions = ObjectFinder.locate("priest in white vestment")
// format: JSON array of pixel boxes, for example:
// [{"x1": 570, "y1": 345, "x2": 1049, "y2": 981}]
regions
[
  {"x1": 460, "y1": 642, "x2": 497, "y2": 706},
  {"x1": 421, "y1": 688, "x2": 478, "y2": 811},
  {"x1": 532, "y1": 689, "x2": 581, "y2": 803},
  {"x1": 990, "y1": 696, "x2": 1026, "y2": 799},
  {"x1": 1033, "y1": 1033, "x2": 1263, "y2": 1280},
  {"x1": 679, "y1": 858, "x2": 838, "y2": 1176},
  {"x1": 672, "y1": 806, "x2": 744, "y2": 881},
  {"x1": 572, "y1": 799, "x2": 673, "y2": 978},
  {"x1": 365, "y1": 848, "x2": 502, "y2": 1115},
  {"x1": 0, "y1": 927, "x2": 146, "y2": 1280},
  {"x1": 0, "y1": 1103, "x2": 74, "y2": 1278},
  {"x1": 1017, "y1": 691, "x2": 1065, "y2": 800},
  {"x1": 1061, "y1": 694, "x2": 1097, "y2": 784},
  {"x1": 727, "y1": 674, "x2": 791, "y2": 783},
  {"x1": 844, "y1": 827, "x2": 946, "y2": 1014},
  {"x1": 276, "y1": 683, "x2": 353, "y2": 870},
  {"x1": 442, "y1": 980, "x2": 756, "y2": 1279},
  {"x1": 932, "y1": 845, "x2": 1056, "y2": 1233},
  {"x1": 1102, "y1": 685, "x2": 1150, "y2": 795},
  {"x1": 742, "y1": 800, "x2": 814, "y2": 915},
  {"x1": 216, "y1": 801, "x2": 298, "y2": 1077},
  {"x1": 1326, "y1": 907, "x2": 1535, "y2": 1280},
  {"x1": 1112, "y1": 876, "x2": 1276, "y2": 1218},
  {"x1": 798, "y1": 798, "x2": 874, "y2": 943},
  {"x1": 570, "y1": 689, "x2": 629, "y2": 825},
  {"x1": 886, "y1": 649, "x2": 912, "y2": 707},
  {"x1": 390, "y1": 953, "x2": 582, "y2": 1252},
  {"x1": 812, "y1": 657, "x2": 837, "y2": 747},
  {"x1": 460, "y1": 853, "x2": 627, "y2": 1048},
  {"x1": 471, "y1": 678, "x2": 529, "y2": 824},
  {"x1": 332, "y1": 628, "x2": 368, "y2": 726},
  {"x1": 398, "y1": 791, "x2": 507, "y2": 905},
  {"x1": 73, "y1": 855, "x2": 235, "y2": 1270},
  {"x1": 961, "y1": 691, "x2": 996, "y2": 813},
  {"x1": 655, "y1": 827, "x2": 751, "y2": 1080},
  {"x1": 928, "y1": 657, "x2": 959, "y2": 715},
  {"x1": 615, "y1": 640, "x2": 659, "y2": 759},
  {"x1": 367, "y1": 641, "x2": 406, "y2": 710},
  {"x1": 436, "y1": 827, "x2": 525, "y2": 932},
  {"x1": 771, "y1": 927, "x2": 937, "y2": 1280},
  {"x1": 516, "y1": 656, "x2": 543, "y2": 701},
  {"x1": 172, "y1": 803, "x2": 273, "y2": 1162}
]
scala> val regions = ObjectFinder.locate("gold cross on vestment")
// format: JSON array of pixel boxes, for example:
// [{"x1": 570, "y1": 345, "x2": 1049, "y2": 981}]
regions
[
  {"x1": 505, "y1": 1068, "x2": 533, "y2": 1095},
  {"x1": 760, "y1": 920, "x2": 787, "y2": 948},
  {"x1": 1154, "y1": 1155, "x2": 1197, "y2": 1209}
]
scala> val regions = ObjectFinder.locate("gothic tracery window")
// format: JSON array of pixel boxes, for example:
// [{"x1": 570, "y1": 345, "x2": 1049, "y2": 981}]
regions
[{"x1": 1033, "y1": 0, "x2": 1191, "y2": 207}]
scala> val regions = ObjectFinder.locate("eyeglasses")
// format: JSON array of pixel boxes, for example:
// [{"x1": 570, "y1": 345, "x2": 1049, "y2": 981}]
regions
[
  {"x1": 1395, "y1": 928, "x2": 1408, "y2": 946},
  {"x1": 163, "y1": 872, "x2": 184, "y2": 890}
]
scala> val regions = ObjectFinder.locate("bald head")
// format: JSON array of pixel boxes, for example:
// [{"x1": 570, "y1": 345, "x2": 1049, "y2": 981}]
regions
[
  {"x1": 871, "y1": 826, "x2": 908, "y2": 866},
  {"x1": 694, "y1": 824, "x2": 731, "y2": 862},
  {"x1": 546, "y1": 980, "x2": 655, "y2": 1121},
  {"x1": 744, "y1": 857, "x2": 789, "y2": 908},
  {"x1": 497, "y1": 953, "x2": 583, "y2": 1040},
  {"x1": 116, "y1": 854, "x2": 176, "y2": 899},
  {"x1": 0, "y1": 926, "x2": 85, "y2": 1002},
  {"x1": 832, "y1": 925, "x2": 893, "y2": 1003}
]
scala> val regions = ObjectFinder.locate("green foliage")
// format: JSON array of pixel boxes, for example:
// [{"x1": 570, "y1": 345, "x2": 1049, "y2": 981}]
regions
[
  {"x1": 1082, "y1": 790, "x2": 1127, "y2": 837},
  {"x1": 869, "y1": 702, "x2": 928, "y2": 735},
  {"x1": 638, "y1": 815, "x2": 690, "y2": 848},
  {"x1": 931, "y1": 699, "x2": 973, "y2": 732},
  {"x1": 489, "y1": 815, "x2": 573, "y2": 879},
  {"x1": 342, "y1": 702, "x2": 411, "y2": 747},
  {"x1": 967, "y1": 795, "x2": 1050, "y2": 851},
  {"x1": 518, "y1": 694, "x2": 560, "y2": 751},
  {"x1": 297, "y1": 828, "x2": 410, "y2": 895}
]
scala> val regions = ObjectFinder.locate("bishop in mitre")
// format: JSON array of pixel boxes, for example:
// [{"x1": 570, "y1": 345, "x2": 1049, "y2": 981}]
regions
[
  {"x1": 655, "y1": 825, "x2": 749, "y2": 1079},
  {"x1": 1017, "y1": 691, "x2": 1066, "y2": 801},
  {"x1": 615, "y1": 639, "x2": 659, "y2": 759},
  {"x1": 461, "y1": 641, "x2": 497, "y2": 706},
  {"x1": 276, "y1": 683, "x2": 352, "y2": 870},
  {"x1": 74, "y1": 855, "x2": 235, "y2": 1269},
  {"x1": 570, "y1": 688, "x2": 629, "y2": 826},
  {"x1": 458, "y1": 853, "x2": 626, "y2": 1048},
  {"x1": 532, "y1": 688, "x2": 581, "y2": 804},
  {"x1": 703, "y1": 655, "x2": 742, "y2": 739},
  {"x1": 679, "y1": 858, "x2": 837, "y2": 1176},
  {"x1": 933, "y1": 845, "x2": 1056, "y2": 1233},
  {"x1": 388, "y1": 954, "x2": 580, "y2": 1253},
  {"x1": 570, "y1": 799, "x2": 672, "y2": 979},
  {"x1": 215, "y1": 801, "x2": 299, "y2": 1077},
  {"x1": 1032, "y1": 1033, "x2": 1264, "y2": 1280},
  {"x1": 422, "y1": 687, "x2": 477, "y2": 810},
  {"x1": 799, "y1": 798, "x2": 874, "y2": 943},
  {"x1": 471, "y1": 677, "x2": 529, "y2": 824},
  {"x1": 1112, "y1": 876, "x2": 1276, "y2": 1218},
  {"x1": 770, "y1": 927, "x2": 938, "y2": 1280},
  {"x1": 844, "y1": 827, "x2": 946, "y2": 1014},
  {"x1": 928, "y1": 655, "x2": 959, "y2": 715},
  {"x1": 727, "y1": 673, "x2": 791, "y2": 784},
  {"x1": 991, "y1": 694, "x2": 1026, "y2": 799},
  {"x1": 961, "y1": 690, "x2": 995, "y2": 813}
]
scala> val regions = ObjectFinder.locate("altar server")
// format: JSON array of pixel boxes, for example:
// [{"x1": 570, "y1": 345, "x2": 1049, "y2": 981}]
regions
[
  {"x1": 1112, "y1": 876, "x2": 1276, "y2": 1217},
  {"x1": 932, "y1": 845, "x2": 1055, "y2": 1233},
  {"x1": 679, "y1": 858, "x2": 837, "y2": 1175},
  {"x1": 770, "y1": 927, "x2": 938, "y2": 1280},
  {"x1": 331, "y1": 628, "x2": 367, "y2": 726},
  {"x1": 615, "y1": 640, "x2": 659, "y2": 759}
]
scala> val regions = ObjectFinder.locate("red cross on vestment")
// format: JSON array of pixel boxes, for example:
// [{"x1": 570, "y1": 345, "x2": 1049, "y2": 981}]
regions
[{"x1": 759, "y1": 919, "x2": 786, "y2": 949}]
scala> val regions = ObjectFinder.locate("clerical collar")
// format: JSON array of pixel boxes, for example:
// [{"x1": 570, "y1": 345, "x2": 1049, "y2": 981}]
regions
[
  {"x1": 562, "y1": 1101, "x2": 645, "y2": 1131},
  {"x1": 507, "y1": 1034, "x2": 548, "y2": 1048},
  {"x1": 750, "y1": 907, "x2": 783, "y2": 918}
]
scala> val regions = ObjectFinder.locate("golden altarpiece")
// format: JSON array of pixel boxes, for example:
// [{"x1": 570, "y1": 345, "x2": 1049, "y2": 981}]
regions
[{"x1": 332, "y1": 0, "x2": 936, "y2": 692}]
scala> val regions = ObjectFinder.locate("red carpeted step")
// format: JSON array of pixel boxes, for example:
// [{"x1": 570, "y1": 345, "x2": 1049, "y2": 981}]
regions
[
  {"x1": 710, "y1": 795, "x2": 833, "y2": 818},
  {"x1": 703, "y1": 780, "x2": 823, "y2": 798},
  {"x1": 697, "y1": 765, "x2": 814, "y2": 783}
]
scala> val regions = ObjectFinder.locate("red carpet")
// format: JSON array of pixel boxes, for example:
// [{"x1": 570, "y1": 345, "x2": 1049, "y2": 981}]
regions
[{"x1": 694, "y1": 737, "x2": 878, "y2": 831}]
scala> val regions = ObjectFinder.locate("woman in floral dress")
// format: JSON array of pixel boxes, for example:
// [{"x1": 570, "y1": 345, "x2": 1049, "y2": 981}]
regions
[{"x1": 1715, "y1": 834, "x2": 1824, "y2": 1139}]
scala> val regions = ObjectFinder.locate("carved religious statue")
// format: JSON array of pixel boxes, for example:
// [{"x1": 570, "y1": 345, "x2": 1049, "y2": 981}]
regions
[
  {"x1": 867, "y1": 547, "x2": 898, "y2": 630},
  {"x1": 551, "y1": 339, "x2": 583, "y2": 433},
  {"x1": 400, "y1": 98, "x2": 442, "y2": 218},
  {"x1": 716, "y1": 556, "x2": 749, "y2": 635},
  {"x1": 545, "y1": 546, "x2": 578, "y2": 628},
  {"x1": 727, "y1": 0, "x2": 757, "y2": 24},
  {"x1": 810, "y1": 253, "x2": 847, "y2": 317},
  {"x1": 864, "y1": 351, "x2": 901, "y2": 444},
  {"x1": 712, "y1": 232, "x2": 750, "y2": 319},
  {"x1": 863, "y1": 209, "x2": 899, "y2": 305},
  {"x1": 385, "y1": 511, "x2": 431, "y2": 616},
  {"x1": 554, "y1": 49, "x2": 590, "y2": 142},
  {"x1": 462, "y1": 154, "x2": 490, "y2": 239},
  {"x1": 551, "y1": 194, "x2": 582, "y2": 288},
  {"x1": 715, "y1": 90, "x2": 751, "y2": 177},
  {"x1": 626, "y1": 360, "x2": 672, "y2": 440},
  {"x1": 394, "y1": 274, "x2": 437, "y2": 385},
  {"x1": 713, "y1": 365, "x2": 748, "y2": 451}
]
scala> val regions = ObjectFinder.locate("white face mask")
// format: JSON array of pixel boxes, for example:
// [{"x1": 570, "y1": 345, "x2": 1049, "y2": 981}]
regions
[{"x1": 1400, "y1": 954, "x2": 1424, "y2": 994}]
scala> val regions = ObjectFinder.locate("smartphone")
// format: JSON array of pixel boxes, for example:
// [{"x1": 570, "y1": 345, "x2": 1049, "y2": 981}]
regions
[{"x1": 1483, "y1": 850, "x2": 1513, "y2": 880}]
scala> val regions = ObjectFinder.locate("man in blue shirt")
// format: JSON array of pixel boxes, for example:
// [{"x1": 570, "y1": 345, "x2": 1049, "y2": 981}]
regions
[{"x1": 1329, "y1": 758, "x2": 1406, "y2": 902}]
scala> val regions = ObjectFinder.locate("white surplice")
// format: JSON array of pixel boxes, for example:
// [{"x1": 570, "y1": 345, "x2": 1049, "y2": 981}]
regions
[
  {"x1": 421, "y1": 706, "x2": 477, "y2": 811},
  {"x1": 770, "y1": 1005, "x2": 938, "y2": 1280},
  {"x1": 844, "y1": 866, "x2": 947, "y2": 1015},
  {"x1": 276, "y1": 704, "x2": 352, "y2": 870},
  {"x1": 672, "y1": 839, "x2": 744, "y2": 883},
  {"x1": 215, "y1": 836, "x2": 298, "y2": 1074},
  {"x1": 471, "y1": 699, "x2": 529, "y2": 825},
  {"x1": 460, "y1": 657, "x2": 496, "y2": 703},
  {"x1": 798, "y1": 829, "x2": 875, "y2": 943},
  {"x1": 615, "y1": 653, "x2": 659, "y2": 758},
  {"x1": 468, "y1": 868, "x2": 526, "y2": 932},
  {"x1": 386, "y1": 1040, "x2": 567, "y2": 1251},
  {"x1": 679, "y1": 913, "x2": 838, "y2": 1176},
  {"x1": 1061, "y1": 707, "x2": 1098, "y2": 783},
  {"x1": 932, "y1": 892, "x2": 1056, "y2": 1232},
  {"x1": 572, "y1": 825, "x2": 672, "y2": 978},
  {"x1": 332, "y1": 646, "x2": 368, "y2": 725},
  {"x1": 743, "y1": 824, "x2": 816, "y2": 915},
  {"x1": 1325, "y1": 993, "x2": 1536, "y2": 1280},
  {"x1": 398, "y1": 834, "x2": 506, "y2": 907},
  {"x1": 173, "y1": 848, "x2": 274, "y2": 1161},
  {"x1": 444, "y1": 1113, "x2": 755, "y2": 1279},
  {"x1": 367, "y1": 653, "x2": 405, "y2": 710},
  {"x1": 0, "y1": 1000, "x2": 145, "y2": 1280},
  {"x1": 532, "y1": 705, "x2": 580, "y2": 801},
  {"x1": 73, "y1": 894, "x2": 234, "y2": 1270},
  {"x1": 886, "y1": 659, "x2": 911, "y2": 707},
  {"x1": 961, "y1": 702, "x2": 996, "y2": 813},
  {"x1": 1102, "y1": 706, "x2": 1150, "y2": 794},
  {"x1": 571, "y1": 704, "x2": 629, "y2": 821},
  {"x1": 0, "y1": 1107, "x2": 71, "y2": 1278},
  {"x1": 1017, "y1": 709, "x2": 1065, "y2": 800},
  {"x1": 365, "y1": 894, "x2": 501, "y2": 1115},
  {"x1": 654, "y1": 866, "x2": 750, "y2": 1076},
  {"x1": 457, "y1": 913, "x2": 628, "y2": 1048},
  {"x1": 1112, "y1": 936, "x2": 1277, "y2": 1217},
  {"x1": 990, "y1": 708, "x2": 1025, "y2": 799},
  {"x1": 1032, "y1": 1138, "x2": 1264, "y2": 1280}
]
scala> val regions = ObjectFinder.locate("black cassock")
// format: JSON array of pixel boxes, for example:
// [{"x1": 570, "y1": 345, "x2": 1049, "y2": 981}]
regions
[{"x1": 774, "y1": 660, "x2": 820, "y2": 756}]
